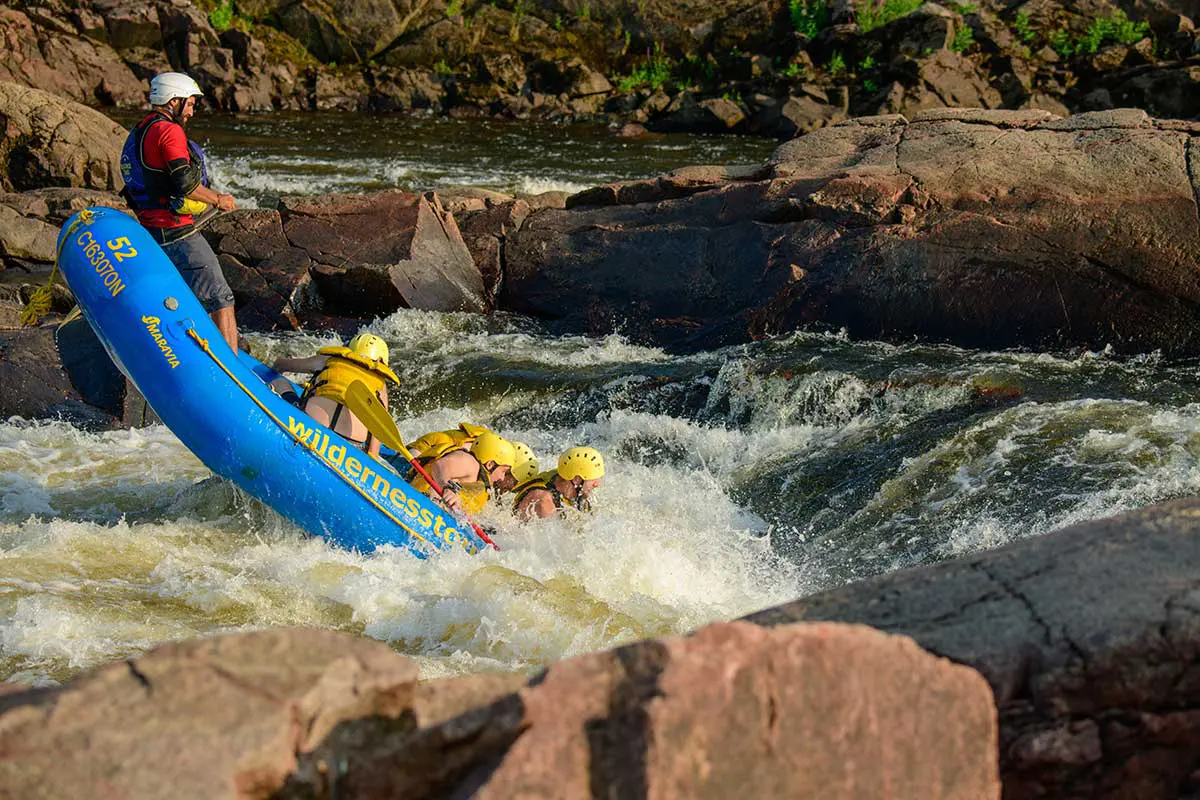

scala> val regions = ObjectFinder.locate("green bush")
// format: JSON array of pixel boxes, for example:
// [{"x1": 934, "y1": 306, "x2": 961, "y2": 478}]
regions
[
  {"x1": 208, "y1": 0, "x2": 234, "y2": 31},
  {"x1": 789, "y1": 0, "x2": 830, "y2": 38},
  {"x1": 950, "y1": 24, "x2": 974, "y2": 53},
  {"x1": 857, "y1": 0, "x2": 923, "y2": 33},
  {"x1": 827, "y1": 50, "x2": 845, "y2": 75},
  {"x1": 1081, "y1": 10, "x2": 1150, "y2": 54},
  {"x1": 615, "y1": 48, "x2": 673, "y2": 92},
  {"x1": 1013, "y1": 10, "x2": 1035, "y2": 44},
  {"x1": 1048, "y1": 28, "x2": 1073, "y2": 58},
  {"x1": 1049, "y1": 10, "x2": 1149, "y2": 60}
]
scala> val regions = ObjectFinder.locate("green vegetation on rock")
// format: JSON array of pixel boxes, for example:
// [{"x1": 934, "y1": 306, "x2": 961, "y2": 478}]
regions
[
  {"x1": 208, "y1": 0, "x2": 234, "y2": 31},
  {"x1": 1048, "y1": 10, "x2": 1150, "y2": 58},
  {"x1": 857, "y1": 0, "x2": 924, "y2": 33},
  {"x1": 951, "y1": 24, "x2": 974, "y2": 53},
  {"x1": 789, "y1": 0, "x2": 830, "y2": 38},
  {"x1": 615, "y1": 48, "x2": 673, "y2": 92}
]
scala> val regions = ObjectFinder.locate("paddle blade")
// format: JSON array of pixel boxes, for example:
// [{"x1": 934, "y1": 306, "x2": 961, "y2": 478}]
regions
[{"x1": 344, "y1": 380, "x2": 406, "y2": 453}]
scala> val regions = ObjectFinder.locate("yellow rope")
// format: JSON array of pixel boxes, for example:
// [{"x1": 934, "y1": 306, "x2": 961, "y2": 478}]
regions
[
  {"x1": 184, "y1": 328, "x2": 444, "y2": 552},
  {"x1": 23, "y1": 209, "x2": 94, "y2": 327},
  {"x1": 18, "y1": 264, "x2": 58, "y2": 327}
]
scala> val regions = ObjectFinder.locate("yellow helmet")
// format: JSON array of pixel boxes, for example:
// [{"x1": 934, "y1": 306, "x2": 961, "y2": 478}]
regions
[
  {"x1": 558, "y1": 447, "x2": 604, "y2": 481},
  {"x1": 510, "y1": 441, "x2": 538, "y2": 482},
  {"x1": 471, "y1": 432, "x2": 517, "y2": 468},
  {"x1": 348, "y1": 333, "x2": 389, "y2": 364}
]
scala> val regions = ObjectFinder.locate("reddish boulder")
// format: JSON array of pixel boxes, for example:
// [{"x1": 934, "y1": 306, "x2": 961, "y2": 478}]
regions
[
  {"x1": 0, "y1": 629, "x2": 424, "y2": 799},
  {"x1": 501, "y1": 109, "x2": 1200, "y2": 356},
  {"x1": 0, "y1": 9, "x2": 143, "y2": 108},
  {"x1": 281, "y1": 190, "x2": 486, "y2": 314},
  {"x1": 0, "y1": 622, "x2": 998, "y2": 799}
]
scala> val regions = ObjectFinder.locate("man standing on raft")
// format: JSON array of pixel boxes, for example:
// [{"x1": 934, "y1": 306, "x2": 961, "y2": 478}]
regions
[{"x1": 120, "y1": 72, "x2": 240, "y2": 351}]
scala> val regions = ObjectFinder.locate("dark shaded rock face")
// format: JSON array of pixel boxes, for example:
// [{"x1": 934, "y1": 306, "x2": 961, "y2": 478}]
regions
[
  {"x1": 0, "y1": 621, "x2": 998, "y2": 798},
  {"x1": 0, "y1": 322, "x2": 154, "y2": 429},
  {"x1": 746, "y1": 496, "x2": 1200, "y2": 799},
  {"x1": 500, "y1": 109, "x2": 1200, "y2": 356}
]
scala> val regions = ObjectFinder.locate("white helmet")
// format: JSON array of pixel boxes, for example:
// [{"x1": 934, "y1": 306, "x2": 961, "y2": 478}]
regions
[{"x1": 149, "y1": 72, "x2": 203, "y2": 106}]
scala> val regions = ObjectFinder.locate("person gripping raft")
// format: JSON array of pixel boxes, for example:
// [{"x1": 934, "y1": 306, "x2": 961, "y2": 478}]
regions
[
  {"x1": 270, "y1": 333, "x2": 399, "y2": 459},
  {"x1": 407, "y1": 431, "x2": 520, "y2": 515},
  {"x1": 513, "y1": 446, "x2": 605, "y2": 520}
]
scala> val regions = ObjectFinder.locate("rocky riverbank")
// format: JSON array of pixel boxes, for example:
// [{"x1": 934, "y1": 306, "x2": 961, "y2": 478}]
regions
[
  {"x1": 4, "y1": 83, "x2": 1200, "y2": 425},
  {"x1": 3, "y1": 497, "x2": 1199, "y2": 797},
  {"x1": 3, "y1": 0, "x2": 1200, "y2": 138}
]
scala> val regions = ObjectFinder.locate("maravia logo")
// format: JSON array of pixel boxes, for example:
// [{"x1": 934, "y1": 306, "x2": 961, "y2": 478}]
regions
[
  {"x1": 141, "y1": 315, "x2": 180, "y2": 368},
  {"x1": 284, "y1": 416, "x2": 473, "y2": 552}
]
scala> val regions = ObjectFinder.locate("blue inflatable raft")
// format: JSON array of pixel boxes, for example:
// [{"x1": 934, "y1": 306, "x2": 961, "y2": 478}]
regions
[{"x1": 55, "y1": 206, "x2": 486, "y2": 558}]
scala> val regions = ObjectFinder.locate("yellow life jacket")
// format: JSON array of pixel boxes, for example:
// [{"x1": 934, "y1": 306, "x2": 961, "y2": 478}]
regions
[
  {"x1": 452, "y1": 480, "x2": 489, "y2": 514},
  {"x1": 308, "y1": 346, "x2": 400, "y2": 404},
  {"x1": 513, "y1": 471, "x2": 590, "y2": 513},
  {"x1": 407, "y1": 423, "x2": 492, "y2": 457}
]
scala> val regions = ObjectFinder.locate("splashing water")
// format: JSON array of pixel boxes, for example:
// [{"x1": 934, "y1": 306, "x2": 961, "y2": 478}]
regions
[{"x1": 5, "y1": 308, "x2": 1200, "y2": 687}]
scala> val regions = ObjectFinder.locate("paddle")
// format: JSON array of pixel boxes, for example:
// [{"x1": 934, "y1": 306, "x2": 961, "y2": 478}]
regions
[{"x1": 343, "y1": 380, "x2": 499, "y2": 550}]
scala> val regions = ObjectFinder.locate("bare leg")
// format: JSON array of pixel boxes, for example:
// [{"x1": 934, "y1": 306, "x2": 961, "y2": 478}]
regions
[{"x1": 211, "y1": 305, "x2": 238, "y2": 351}]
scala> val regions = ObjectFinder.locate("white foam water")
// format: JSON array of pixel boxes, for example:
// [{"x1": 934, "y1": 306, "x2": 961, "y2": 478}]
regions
[{"x1": 6, "y1": 310, "x2": 1200, "y2": 688}]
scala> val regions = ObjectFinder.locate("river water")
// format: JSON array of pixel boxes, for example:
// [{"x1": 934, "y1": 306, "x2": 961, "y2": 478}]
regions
[{"x1": 4, "y1": 114, "x2": 1198, "y2": 687}]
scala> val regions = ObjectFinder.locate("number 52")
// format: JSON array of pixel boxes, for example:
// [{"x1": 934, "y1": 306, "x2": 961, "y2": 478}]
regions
[{"x1": 106, "y1": 237, "x2": 138, "y2": 262}]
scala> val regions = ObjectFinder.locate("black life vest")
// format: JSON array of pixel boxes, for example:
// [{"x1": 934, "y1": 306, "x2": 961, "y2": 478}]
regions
[{"x1": 119, "y1": 112, "x2": 208, "y2": 213}]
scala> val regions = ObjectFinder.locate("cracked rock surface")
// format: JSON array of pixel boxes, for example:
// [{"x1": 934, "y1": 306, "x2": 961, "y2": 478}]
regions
[
  {"x1": 746, "y1": 496, "x2": 1200, "y2": 799},
  {"x1": 500, "y1": 108, "x2": 1200, "y2": 355}
]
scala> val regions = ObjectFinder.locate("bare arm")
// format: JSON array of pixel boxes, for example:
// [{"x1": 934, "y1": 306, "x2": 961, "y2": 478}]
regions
[
  {"x1": 429, "y1": 450, "x2": 480, "y2": 488},
  {"x1": 187, "y1": 183, "x2": 236, "y2": 212},
  {"x1": 273, "y1": 354, "x2": 329, "y2": 374},
  {"x1": 428, "y1": 450, "x2": 482, "y2": 512}
]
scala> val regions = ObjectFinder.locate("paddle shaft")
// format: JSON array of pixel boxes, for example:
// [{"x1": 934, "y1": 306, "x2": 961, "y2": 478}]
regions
[{"x1": 344, "y1": 381, "x2": 499, "y2": 550}]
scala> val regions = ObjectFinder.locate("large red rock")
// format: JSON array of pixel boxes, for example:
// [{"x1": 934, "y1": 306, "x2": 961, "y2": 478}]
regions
[
  {"x1": 501, "y1": 109, "x2": 1200, "y2": 356},
  {"x1": 285, "y1": 621, "x2": 998, "y2": 799},
  {"x1": 0, "y1": 622, "x2": 998, "y2": 799},
  {"x1": 0, "y1": 9, "x2": 144, "y2": 108},
  {"x1": 479, "y1": 621, "x2": 997, "y2": 800},
  {"x1": 0, "y1": 629, "x2": 424, "y2": 799},
  {"x1": 281, "y1": 190, "x2": 487, "y2": 314}
]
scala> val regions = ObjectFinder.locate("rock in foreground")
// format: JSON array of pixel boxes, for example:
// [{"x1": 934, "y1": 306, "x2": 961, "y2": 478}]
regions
[
  {"x1": 0, "y1": 622, "x2": 997, "y2": 799},
  {"x1": 747, "y1": 496, "x2": 1200, "y2": 798}
]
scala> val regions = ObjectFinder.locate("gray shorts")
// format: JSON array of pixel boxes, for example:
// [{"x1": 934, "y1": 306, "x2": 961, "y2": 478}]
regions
[{"x1": 161, "y1": 233, "x2": 235, "y2": 312}]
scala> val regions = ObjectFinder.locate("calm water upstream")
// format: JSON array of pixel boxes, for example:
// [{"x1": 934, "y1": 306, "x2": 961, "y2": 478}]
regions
[{"x1": 3, "y1": 114, "x2": 1197, "y2": 687}]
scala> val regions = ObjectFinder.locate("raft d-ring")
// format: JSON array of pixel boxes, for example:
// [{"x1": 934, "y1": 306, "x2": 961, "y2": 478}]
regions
[{"x1": 164, "y1": 296, "x2": 179, "y2": 311}]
